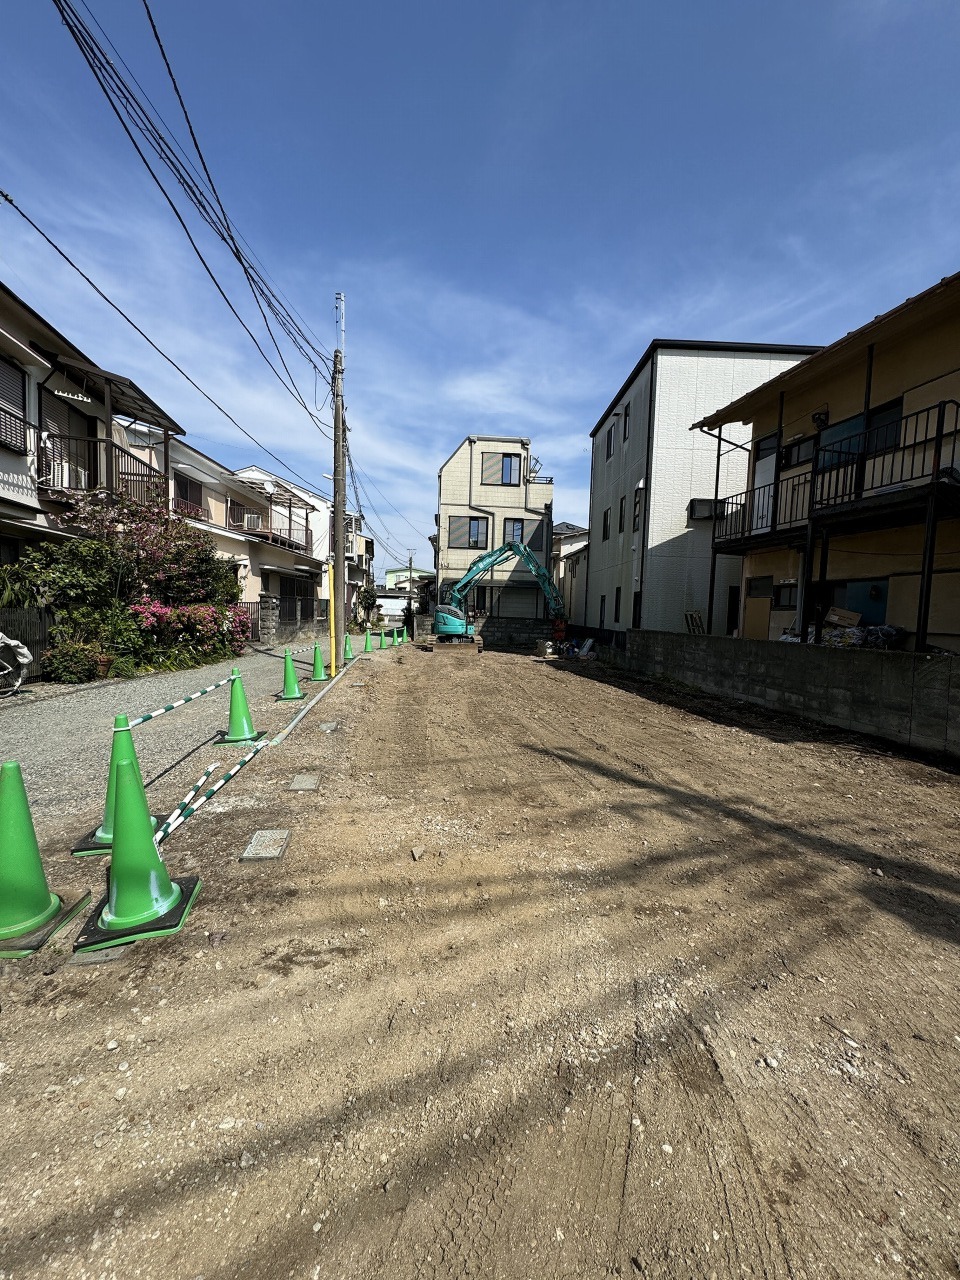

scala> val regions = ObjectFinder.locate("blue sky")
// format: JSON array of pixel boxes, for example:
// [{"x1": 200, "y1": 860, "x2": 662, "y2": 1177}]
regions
[{"x1": 2, "y1": 0, "x2": 959, "y2": 574}]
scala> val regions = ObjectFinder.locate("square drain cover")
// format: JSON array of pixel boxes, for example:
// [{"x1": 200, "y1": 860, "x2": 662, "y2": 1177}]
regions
[
  {"x1": 290, "y1": 773, "x2": 320, "y2": 791},
  {"x1": 240, "y1": 829, "x2": 290, "y2": 861}
]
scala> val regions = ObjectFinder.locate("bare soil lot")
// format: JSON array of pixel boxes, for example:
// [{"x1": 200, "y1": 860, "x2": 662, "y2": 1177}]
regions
[{"x1": 2, "y1": 647, "x2": 959, "y2": 1280}]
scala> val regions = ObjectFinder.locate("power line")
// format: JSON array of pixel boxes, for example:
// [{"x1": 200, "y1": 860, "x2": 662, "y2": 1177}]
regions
[
  {"x1": 0, "y1": 189, "x2": 327, "y2": 494},
  {"x1": 51, "y1": 0, "x2": 334, "y2": 441}
]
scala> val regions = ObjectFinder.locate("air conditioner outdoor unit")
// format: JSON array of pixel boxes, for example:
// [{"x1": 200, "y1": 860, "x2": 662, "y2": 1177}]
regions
[
  {"x1": 244, "y1": 513, "x2": 263, "y2": 531},
  {"x1": 44, "y1": 462, "x2": 87, "y2": 489},
  {"x1": 688, "y1": 498, "x2": 723, "y2": 520}
]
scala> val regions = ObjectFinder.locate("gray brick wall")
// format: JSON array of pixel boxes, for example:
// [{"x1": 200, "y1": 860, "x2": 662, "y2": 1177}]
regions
[{"x1": 598, "y1": 631, "x2": 960, "y2": 760}]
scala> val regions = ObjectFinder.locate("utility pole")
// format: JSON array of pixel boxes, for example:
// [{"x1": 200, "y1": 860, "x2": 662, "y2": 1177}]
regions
[
  {"x1": 332, "y1": 293, "x2": 346, "y2": 669},
  {"x1": 407, "y1": 548, "x2": 414, "y2": 626}
]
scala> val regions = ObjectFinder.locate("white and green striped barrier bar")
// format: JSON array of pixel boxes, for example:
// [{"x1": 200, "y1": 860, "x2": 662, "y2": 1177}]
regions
[
  {"x1": 157, "y1": 739, "x2": 271, "y2": 844},
  {"x1": 127, "y1": 673, "x2": 235, "y2": 729},
  {"x1": 156, "y1": 763, "x2": 220, "y2": 841}
]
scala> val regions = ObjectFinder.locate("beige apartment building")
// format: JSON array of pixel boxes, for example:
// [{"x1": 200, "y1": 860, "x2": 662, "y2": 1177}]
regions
[
  {"x1": 435, "y1": 435, "x2": 553, "y2": 617},
  {"x1": 696, "y1": 271, "x2": 960, "y2": 651}
]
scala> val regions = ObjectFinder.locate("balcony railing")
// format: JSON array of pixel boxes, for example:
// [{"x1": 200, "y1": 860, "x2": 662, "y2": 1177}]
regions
[
  {"x1": 227, "y1": 501, "x2": 312, "y2": 554},
  {"x1": 0, "y1": 406, "x2": 28, "y2": 455},
  {"x1": 173, "y1": 496, "x2": 212, "y2": 522},
  {"x1": 37, "y1": 433, "x2": 166, "y2": 505},
  {"x1": 715, "y1": 399, "x2": 960, "y2": 545}
]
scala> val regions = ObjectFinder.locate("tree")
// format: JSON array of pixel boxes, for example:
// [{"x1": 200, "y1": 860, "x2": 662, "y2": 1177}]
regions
[{"x1": 357, "y1": 583, "x2": 378, "y2": 623}]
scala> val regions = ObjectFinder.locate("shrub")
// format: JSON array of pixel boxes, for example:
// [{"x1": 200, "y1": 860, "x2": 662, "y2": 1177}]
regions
[{"x1": 41, "y1": 638, "x2": 99, "y2": 684}]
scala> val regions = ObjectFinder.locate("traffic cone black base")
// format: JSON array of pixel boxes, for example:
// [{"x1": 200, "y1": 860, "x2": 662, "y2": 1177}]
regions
[
  {"x1": 72, "y1": 817, "x2": 166, "y2": 857},
  {"x1": 0, "y1": 890, "x2": 92, "y2": 959},
  {"x1": 73, "y1": 875, "x2": 201, "y2": 954}
]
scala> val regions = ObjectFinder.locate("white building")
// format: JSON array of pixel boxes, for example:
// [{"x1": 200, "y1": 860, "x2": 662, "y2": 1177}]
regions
[
  {"x1": 586, "y1": 341, "x2": 819, "y2": 634},
  {"x1": 436, "y1": 435, "x2": 553, "y2": 617}
]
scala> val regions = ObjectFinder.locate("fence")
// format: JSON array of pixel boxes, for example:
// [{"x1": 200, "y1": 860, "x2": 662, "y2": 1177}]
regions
[
  {"x1": 237, "y1": 601, "x2": 261, "y2": 642},
  {"x1": 0, "y1": 607, "x2": 51, "y2": 683}
]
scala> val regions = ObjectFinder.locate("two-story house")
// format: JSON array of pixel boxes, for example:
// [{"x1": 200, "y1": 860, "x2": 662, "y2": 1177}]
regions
[
  {"x1": 586, "y1": 341, "x2": 819, "y2": 635},
  {"x1": 0, "y1": 280, "x2": 177, "y2": 563},
  {"x1": 696, "y1": 271, "x2": 960, "y2": 652},
  {"x1": 435, "y1": 435, "x2": 553, "y2": 618}
]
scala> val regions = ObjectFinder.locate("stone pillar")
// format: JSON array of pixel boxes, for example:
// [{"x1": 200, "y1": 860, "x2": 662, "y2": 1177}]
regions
[{"x1": 259, "y1": 593, "x2": 279, "y2": 647}]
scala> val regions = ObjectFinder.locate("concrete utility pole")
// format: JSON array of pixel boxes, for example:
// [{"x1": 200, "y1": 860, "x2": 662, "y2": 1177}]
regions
[
  {"x1": 407, "y1": 548, "x2": 414, "y2": 625},
  {"x1": 332, "y1": 293, "x2": 346, "y2": 666}
]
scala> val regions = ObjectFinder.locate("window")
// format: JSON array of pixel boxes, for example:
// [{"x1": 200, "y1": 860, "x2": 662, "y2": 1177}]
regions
[
  {"x1": 481, "y1": 452, "x2": 521, "y2": 485},
  {"x1": 0, "y1": 356, "x2": 27, "y2": 454},
  {"x1": 606, "y1": 425, "x2": 615, "y2": 460},
  {"x1": 746, "y1": 575, "x2": 774, "y2": 598},
  {"x1": 174, "y1": 472, "x2": 204, "y2": 515},
  {"x1": 448, "y1": 514, "x2": 489, "y2": 549},
  {"x1": 618, "y1": 495, "x2": 625, "y2": 533},
  {"x1": 773, "y1": 583, "x2": 798, "y2": 610},
  {"x1": 602, "y1": 508, "x2": 611, "y2": 540},
  {"x1": 570, "y1": 558, "x2": 577, "y2": 579},
  {"x1": 632, "y1": 589, "x2": 642, "y2": 628},
  {"x1": 780, "y1": 436, "x2": 815, "y2": 470},
  {"x1": 599, "y1": 595, "x2": 606, "y2": 629},
  {"x1": 633, "y1": 489, "x2": 642, "y2": 532},
  {"x1": 622, "y1": 401, "x2": 631, "y2": 442},
  {"x1": 614, "y1": 586, "x2": 621, "y2": 623},
  {"x1": 503, "y1": 517, "x2": 544, "y2": 548},
  {"x1": 755, "y1": 433, "x2": 779, "y2": 461},
  {"x1": 475, "y1": 586, "x2": 487, "y2": 613},
  {"x1": 817, "y1": 399, "x2": 902, "y2": 470}
]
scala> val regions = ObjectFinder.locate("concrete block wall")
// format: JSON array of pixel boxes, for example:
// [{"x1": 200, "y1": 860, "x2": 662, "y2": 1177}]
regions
[{"x1": 599, "y1": 631, "x2": 960, "y2": 760}]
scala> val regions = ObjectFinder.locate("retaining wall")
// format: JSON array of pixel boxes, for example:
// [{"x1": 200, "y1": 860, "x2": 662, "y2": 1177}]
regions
[
  {"x1": 413, "y1": 614, "x2": 554, "y2": 649},
  {"x1": 597, "y1": 631, "x2": 960, "y2": 759}
]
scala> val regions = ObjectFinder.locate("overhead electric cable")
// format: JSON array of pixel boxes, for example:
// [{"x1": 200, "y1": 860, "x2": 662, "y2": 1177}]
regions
[
  {"x1": 0, "y1": 190, "x2": 326, "y2": 493},
  {"x1": 51, "y1": 0, "x2": 334, "y2": 437}
]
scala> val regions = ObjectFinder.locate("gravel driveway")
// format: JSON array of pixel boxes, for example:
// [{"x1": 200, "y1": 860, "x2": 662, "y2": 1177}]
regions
[{"x1": 0, "y1": 641, "x2": 333, "y2": 846}]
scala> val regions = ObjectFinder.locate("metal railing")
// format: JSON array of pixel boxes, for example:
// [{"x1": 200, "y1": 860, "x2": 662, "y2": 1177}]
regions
[
  {"x1": 37, "y1": 433, "x2": 166, "y2": 504},
  {"x1": 173, "y1": 496, "x2": 211, "y2": 521},
  {"x1": 0, "y1": 406, "x2": 28, "y2": 454},
  {"x1": 714, "y1": 400, "x2": 960, "y2": 544},
  {"x1": 813, "y1": 400, "x2": 959, "y2": 510}
]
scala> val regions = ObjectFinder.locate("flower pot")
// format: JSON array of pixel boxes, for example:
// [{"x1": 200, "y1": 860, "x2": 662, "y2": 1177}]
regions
[{"x1": 97, "y1": 653, "x2": 114, "y2": 678}]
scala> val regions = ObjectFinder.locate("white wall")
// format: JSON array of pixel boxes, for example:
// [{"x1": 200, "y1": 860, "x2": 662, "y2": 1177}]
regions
[{"x1": 587, "y1": 347, "x2": 809, "y2": 634}]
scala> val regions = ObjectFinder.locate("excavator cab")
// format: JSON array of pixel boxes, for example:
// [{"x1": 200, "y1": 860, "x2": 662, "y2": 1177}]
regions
[{"x1": 433, "y1": 604, "x2": 476, "y2": 642}]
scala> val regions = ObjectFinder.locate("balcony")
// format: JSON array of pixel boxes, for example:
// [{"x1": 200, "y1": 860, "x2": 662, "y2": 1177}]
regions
[
  {"x1": 227, "y1": 501, "x2": 312, "y2": 554},
  {"x1": 37, "y1": 432, "x2": 166, "y2": 505},
  {"x1": 715, "y1": 400, "x2": 960, "y2": 548},
  {"x1": 173, "y1": 496, "x2": 212, "y2": 522}
]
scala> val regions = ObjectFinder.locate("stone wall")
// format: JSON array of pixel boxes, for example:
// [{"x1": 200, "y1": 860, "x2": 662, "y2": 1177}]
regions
[
  {"x1": 259, "y1": 594, "x2": 329, "y2": 648},
  {"x1": 597, "y1": 630, "x2": 960, "y2": 759}
]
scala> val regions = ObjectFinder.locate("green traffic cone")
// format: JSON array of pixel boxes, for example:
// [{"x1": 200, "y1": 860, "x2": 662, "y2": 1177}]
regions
[
  {"x1": 0, "y1": 761, "x2": 59, "y2": 940},
  {"x1": 363, "y1": 629, "x2": 372, "y2": 653},
  {"x1": 279, "y1": 648, "x2": 305, "y2": 700},
  {"x1": 401, "y1": 625, "x2": 408, "y2": 644},
  {"x1": 102, "y1": 759, "x2": 181, "y2": 929},
  {"x1": 343, "y1": 633, "x2": 354, "y2": 662},
  {"x1": 73, "y1": 759, "x2": 201, "y2": 953},
  {"x1": 76, "y1": 715, "x2": 155, "y2": 852},
  {"x1": 311, "y1": 644, "x2": 329, "y2": 682},
  {"x1": 379, "y1": 629, "x2": 386, "y2": 649},
  {"x1": 223, "y1": 668, "x2": 260, "y2": 743},
  {"x1": 0, "y1": 761, "x2": 91, "y2": 957},
  {"x1": 392, "y1": 628, "x2": 398, "y2": 647}
]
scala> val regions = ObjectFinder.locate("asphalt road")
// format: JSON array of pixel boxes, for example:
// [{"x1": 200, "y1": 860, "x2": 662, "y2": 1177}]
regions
[{"x1": 0, "y1": 641, "x2": 334, "y2": 847}]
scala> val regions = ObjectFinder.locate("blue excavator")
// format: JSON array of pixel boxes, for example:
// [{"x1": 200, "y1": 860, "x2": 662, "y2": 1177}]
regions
[{"x1": 433, "y1": 540, "x2": 565, "y2": 642}]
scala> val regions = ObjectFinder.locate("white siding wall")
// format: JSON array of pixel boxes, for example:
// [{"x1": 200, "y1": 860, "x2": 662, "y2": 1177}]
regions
[{"x1": 587, "y1": 348, "x2": 809, "y2": 634}]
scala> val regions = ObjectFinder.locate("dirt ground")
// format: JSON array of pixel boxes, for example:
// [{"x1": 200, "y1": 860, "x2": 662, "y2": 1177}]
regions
[{"x1": 2, "y1": 646, "x2": 959, "y2": 1280}]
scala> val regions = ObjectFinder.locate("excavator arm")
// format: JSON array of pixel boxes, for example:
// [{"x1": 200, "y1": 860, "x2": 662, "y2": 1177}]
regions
[{"x1": 447, "y1": 541, "x2": 564, "y2": 619}]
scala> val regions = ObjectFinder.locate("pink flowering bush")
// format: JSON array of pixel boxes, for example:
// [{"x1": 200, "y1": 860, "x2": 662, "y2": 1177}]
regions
[{"x1": 131, "y1": 599, "x2": 250, "y2": 666}]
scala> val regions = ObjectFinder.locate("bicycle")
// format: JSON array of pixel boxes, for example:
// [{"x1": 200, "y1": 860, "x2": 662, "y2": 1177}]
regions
[{"x1": 0, "y1": 630, "x2": 33, "y2": 697}]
